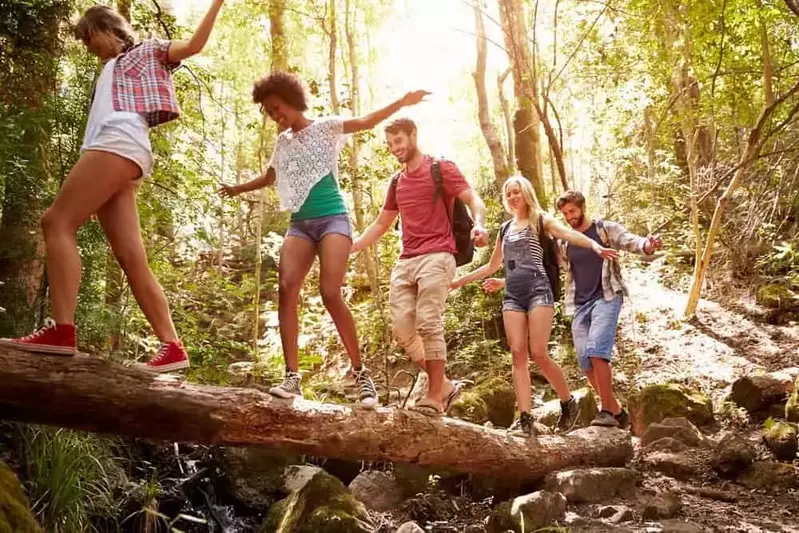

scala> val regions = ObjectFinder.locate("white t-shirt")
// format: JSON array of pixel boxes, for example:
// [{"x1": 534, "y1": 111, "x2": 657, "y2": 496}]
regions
[
  {"x1": 81, "y1": 58, "x2": 150, "y2": 152},
  {"x1": 268, "y1": 117, "x2": 348, "y2": 213}
]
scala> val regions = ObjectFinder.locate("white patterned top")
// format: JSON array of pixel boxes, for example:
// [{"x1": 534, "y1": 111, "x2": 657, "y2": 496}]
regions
[{"x1": 268, "y1": 116, "x2": 348, "y2": 213}]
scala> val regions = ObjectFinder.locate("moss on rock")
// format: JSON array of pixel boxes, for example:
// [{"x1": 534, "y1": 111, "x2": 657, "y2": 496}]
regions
[
  {"x1": 628, "y1": 383, "x2": 713, "y2": 436},
  {"x1": 786, "y1": 377, "x2": 799, "y2": 423},
  {"x1": 763, "y1": 420, "x2": 798, "y2": 461},
  {"x1": 260, "y1": 470, "x2": 374, "y2": 533},
  {"x1": 0, "y1": 462, "x2": 42, "y2": 533},
  {"x1": 449, "y1": 376, "x2": 516, "y2": 427}
]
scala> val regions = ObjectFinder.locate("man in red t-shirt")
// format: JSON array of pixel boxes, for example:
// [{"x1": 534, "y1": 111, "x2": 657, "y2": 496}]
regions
[{"x1": 351, "y1": 118, "x2": 488, "y2": 415}]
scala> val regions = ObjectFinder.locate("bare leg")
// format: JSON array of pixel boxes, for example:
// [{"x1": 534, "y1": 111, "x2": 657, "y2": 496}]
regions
[
  {"x1": 504, "y1": 310, "x2": 532, "y2": 412},
  {"x1": 412, "y1": 359, "x2": 454, "y2": 402},
  {"x1": 590, "y1": 357, "x2": 621, "y2": 414},
  {"x1": 318, "y1": 233, "x2": 361, "y2": 368},
  {"x1": 278, "y1": 236, "x2": 316, "y2": 371},
  {"x1": 97, "y1": 185, "x2": 177, "y2": 342},
  {"x1": 41, "y1": 151, "x2": 141, "y2": 324},
  {"x1": 527, "y1": 306, "x2": 571, "y2": 402}
]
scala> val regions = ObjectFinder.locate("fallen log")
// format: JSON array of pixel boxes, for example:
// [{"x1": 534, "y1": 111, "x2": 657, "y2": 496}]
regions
[{"x1": 0, "y1": 347, "x2": 632, "y2": 481}]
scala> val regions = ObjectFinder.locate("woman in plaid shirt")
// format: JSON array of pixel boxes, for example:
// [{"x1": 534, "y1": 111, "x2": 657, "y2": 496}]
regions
[{"x1": 0, "y1": 1, "x2": 225, "y2": 371}]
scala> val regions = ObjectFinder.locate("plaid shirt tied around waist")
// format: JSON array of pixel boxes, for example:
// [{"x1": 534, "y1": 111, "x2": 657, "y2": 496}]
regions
[{"x1": 112, "y1": 39, "x2": 181, "y2": 128}]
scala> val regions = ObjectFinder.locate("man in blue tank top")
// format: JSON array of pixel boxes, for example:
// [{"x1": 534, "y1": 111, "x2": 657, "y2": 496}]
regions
[{"x1": 557, "y1": 191, "x2": 663, "y2": 428}]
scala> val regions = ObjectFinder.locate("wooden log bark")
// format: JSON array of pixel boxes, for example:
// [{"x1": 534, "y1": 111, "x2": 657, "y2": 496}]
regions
[{"x1": 0, "y1": 348, "x2": 632, "y2": 481}]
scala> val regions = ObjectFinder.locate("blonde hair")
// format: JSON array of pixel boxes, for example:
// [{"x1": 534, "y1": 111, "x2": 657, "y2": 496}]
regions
[
  {"x1": 75, "y1": 5, "x2": 136, "y2": 52},
  {"x1": 502, "y1": 175, "x2": 542, "y2": 221}
]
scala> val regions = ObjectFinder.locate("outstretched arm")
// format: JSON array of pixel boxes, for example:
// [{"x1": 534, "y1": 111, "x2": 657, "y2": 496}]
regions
[
  {"x1": 167, "y1": 0, "x2": 224, "y2": 63},
  {"x1": 218, "y1": 167, "x2": 275, "y2": 197},
  {"x1": 543, "y1": 214, "x2": 619, "y2": 260},
  {"x1": 457, "y1": 188, "x2": 489, "y2": 247},
  {"x1": 351, "y1": 209, "x2": 398, "y2": 253},
  {"x1": 603, "y1": 220, "x2": 663, "y2": 254},
  {"x1": 342, "y1": 91, "x2": 429, "y2": 134},
  {"x1": 451, "y1": 233, "x2": 503, "y2": 289}
]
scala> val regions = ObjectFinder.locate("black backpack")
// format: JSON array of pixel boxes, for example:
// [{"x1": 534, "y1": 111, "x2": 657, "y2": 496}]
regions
[
  {"x1": 390, "y1": 158, "x2": 475, "y2": 266},
  {"x1": 500, "y1": 215, "x2": 562, "y2": 301}
]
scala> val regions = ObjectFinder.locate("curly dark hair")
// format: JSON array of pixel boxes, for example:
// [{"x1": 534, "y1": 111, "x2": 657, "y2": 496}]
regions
[
  {"x1": 252, "y1": 71, "x2": 308, "y2": 111},
  {"x1": 556, "y1": 190, "x2": 586, "y2": 210}
]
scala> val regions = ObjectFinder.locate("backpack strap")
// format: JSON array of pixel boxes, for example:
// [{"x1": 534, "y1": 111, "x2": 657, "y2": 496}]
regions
[
  {"x1": 500, "y1": 220, "x2": 512, "y2": 240},
  {"x1": 430, "y1": 158, "x2": 452, "y2": 225},
  {"x1": 595, "y1": 219, "x2": 610, "y2": 247},
  {"x1": 389, "y1": 170, "x2": 402, "y2": 230}
]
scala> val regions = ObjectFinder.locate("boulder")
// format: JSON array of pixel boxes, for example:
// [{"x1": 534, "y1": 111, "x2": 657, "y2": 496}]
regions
[
  {"x1": 543, "y1": 467, "x2": 637, "y2": 503},
  {"x1": 737, "y1": 461, "x2": 799, "y2": 491},
  {"x1": 627, "y1": 384, "x2": 713, "y2": 436},
  {"x1": 787, "y1": 376, "x2": 799, "y2": 422},
  {"x1": 659, "y1": 519, "x2": 706, "y2": 533},
  {"x1": 641, "y1": 418, "x2": 705, "y2": 448},
  {"x1": 644, "y1": 437, "x2": 690, "y2": 453},
  {"x1": 597, "y1": 505, "x2": 633, "y2": 523},
  {"x1": 532, "y1": 387, "x2": 598, "y2": 429},
  {"x1": 449, "y1": 376, "x2": 516, "y2": 428},
  {"x1": 217, "y1": 447, "x2": 302, "y2": 509},
  {"x1": 284, "y1": 465, "x2": 325, "y2": 493},
  {"x1": 640, "y1": 492, "x2": 682, "y2": 520},
  {"x1": 643, "y1": 452, "x2": 697, "y2": 481},
  {"x1": 348, "y1": 471, "x2": 404, "y2": 512},
  {"x1": 712, "y1": 433, "x2": 756, "y2": 477},
  {"x1": 0, "y1": 461, "x2": 42, "y2": 533},
  {"x1": 260, "y1": 471, "x2": 374, "y2": 533},
  {"x1": 486, "y1": 490, "x2": 567, "y2": 533},
  {"x1": 396, "y1": 522, "x2": 424, "y2": 533},
  {"x1": 730, "y1": 374, "x2": 790, "y2": 414},
  {"x1": 762, "y1": 420, "x2": 798, "y2": 461}
]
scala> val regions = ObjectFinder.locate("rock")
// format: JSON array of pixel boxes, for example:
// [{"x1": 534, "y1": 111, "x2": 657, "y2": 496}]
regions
[
  {"x1": 449, "y1": 376, "x2": 516, "y2": 428},
  {"x1": 392, "y1": 464, "x2": 430, "y2": 496},
  {"x1": 597, "y1": 505, "x2": 633, "y2": 523},
  {"x1": 532, "y1": 387, "x2": 598, "y2": 429},
  {"x1": 628, "y1": 383, "x2": 713, "y2": 436},
  {"x1": 712, "y1": 433, "x2": 756, "y2": 477},
  {"x1": 317, "y1": 458, "x2": 363, "y2": 485},
  {"x1": 486, "y1": 490, "x2": 567, "y2": 533},
  {"x1": 643, "y1": 452, "x2": 697, "y2": 481},
  {"x1": 787, "y1": 376, "x2": 799, "y2": 422},
  {"x1": 731, "y1": 374, "x2": 789, "y2": 414},
  {"x1": 645, "y1": 437, "x2": 690, "y2": 453},
  {"x1": 641, "y1": 418, "x2": 705, "y2": 448},
  {"x1": 688, "y1": 486, "x2": 737, "y2": 503},
  {"x1": 659, "y1": 519, "x2": 706, "y2": 533},
  {"x1": 543, "y1": 467, "x2": 637, "y2": 503},
  {"x1": 563, "y1": 512, "x2": 590, "y2": 527},
  {"x1": 217, "y1": 447, "x2": 302, "y2": 509},
  {"x1": 260, "y1": 471, "x2": 374, "y2": 533},
  {"x1": 640, "y1": 491, "x2": 682, "y2": 520},
  {"x1": 757, "y1": 283, "x2": 799, "y2": 310},
  {"x1": 396, "y1": 522, "x2": 425, "y2": 533},
  {"x1": 0, "y1": 461, "x2": 42, "y2": 533},
  {"x1": 284, "y1": 465, "x2": 324, "y2": 493},
  {"x1": 349, "y1": 471, "x2": 404, "y2": 512},
  {"x1": 737, "y1": 460, "x2": 799, "y2": 491},
  {"x1": 762, "y1": 420, "x2": 798, "y2": 461}
]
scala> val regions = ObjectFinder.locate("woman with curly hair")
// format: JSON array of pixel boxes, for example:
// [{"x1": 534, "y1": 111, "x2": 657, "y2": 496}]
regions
[{"x1": 219, "y1": 70, "x2": 427, "y2": 408}]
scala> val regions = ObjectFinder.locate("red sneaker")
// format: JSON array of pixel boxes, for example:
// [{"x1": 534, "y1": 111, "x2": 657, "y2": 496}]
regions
[
  {"x1": 136, "y1": 340, "x2": 190, "y2": 373},
  {"x1": 0, "y1": 318, "x2": 76, "y2": 355}
]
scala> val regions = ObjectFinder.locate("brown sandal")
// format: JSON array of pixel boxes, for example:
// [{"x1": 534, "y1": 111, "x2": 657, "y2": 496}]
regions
[{"x1": 410, "y1": 398, "x2": 444, "y2": 417}]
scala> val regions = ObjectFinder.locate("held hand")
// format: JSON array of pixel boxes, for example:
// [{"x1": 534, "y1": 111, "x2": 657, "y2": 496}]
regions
[
  {"x1": 593, "y1": 243, "x2": 619, "y2": 260},
  {"x1": 400, "y1": 90, "x2": 431, "y2": 107},
  {"x1": 644, "y1": 234, "x2": 663, "y2": 255},
  {"x1": 482, "y1": 278, "x2": 505, "y2": 293},
  {"x1": 218, "y1": 184, "x2": 239, "y2": 198},
  {"x1": 350, "y1": 238, "x2": 364, "y2": 255},
  {"x1": 471, "y1": 225, "x2": 489, "y2": 247},
  {"x1": 449, "y1": 278, "x2": 464, "y2": 291}
]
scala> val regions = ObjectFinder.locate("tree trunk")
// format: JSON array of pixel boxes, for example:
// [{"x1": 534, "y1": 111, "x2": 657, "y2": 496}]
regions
[
  {"x1": 684, "y1": 78, "x2": 799, "y2": 316},
  {"x1": 326, "y1": 0, "x2": 339, "y2": 113},
  {"x1": 498, "y1": 68, "x2": 515, "y2": 174},
  {"x1": 0, "y1": 348, "x2": 634, "y2": 481},
  {"x1": 474, "y1": 5, "x2": 509, "y2": 191},
  {"x1": 497, "y1": 0, "x2": 545, "y2": 203},
  {"x1": 117, "y1": 0, "x2": 131, "y2": 22},
  {"x1": 269, "y1": 0, "x2": 288, "y2": 70},
  {"x1": 760, "y1": 13, "x2": 774, "y2": 107}
]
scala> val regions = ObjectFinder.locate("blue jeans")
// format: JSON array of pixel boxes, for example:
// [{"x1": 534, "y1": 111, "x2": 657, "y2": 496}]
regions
[{"x1": 572, "y1": 294, "x2": 623, "y2": 371}]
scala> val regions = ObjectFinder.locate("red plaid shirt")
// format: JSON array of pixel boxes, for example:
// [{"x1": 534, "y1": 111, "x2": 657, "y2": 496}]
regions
[{"x1": 112, "y1": 39, "x2": 181, "y2": 127}]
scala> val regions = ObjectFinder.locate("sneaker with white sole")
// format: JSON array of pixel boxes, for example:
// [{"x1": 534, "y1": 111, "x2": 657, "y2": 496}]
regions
[
  {"x1": 352, "y1": 366, "x2": 378, "y2": 408},
  {"x1": 0, "y1": 318, "x2": 76, "y2": 356},
  {"x1": 269, "y1": 370, "x2": 303, "y2": 399},
  {"x1": 135, "y1": 341, "x2": 190, "y2": 373}
]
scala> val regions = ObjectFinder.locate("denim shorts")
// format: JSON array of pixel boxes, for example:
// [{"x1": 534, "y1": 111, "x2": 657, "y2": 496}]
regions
[
  {"x1": 502, "y1": 275, "x2": 554, "y2": 313},
  {"x1": 572, "y1": 293, "x2": 623, "y2": 371},
  {"x1": 286, "y1": 213, "x2": 352, "y2": 244}
]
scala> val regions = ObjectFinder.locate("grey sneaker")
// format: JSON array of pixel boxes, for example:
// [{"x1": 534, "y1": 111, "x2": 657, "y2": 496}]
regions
[
  {"x1": 269, "y1": 370, "x2": 303, "y2": 399},
  {"x1": 509, "y1": 412, "x2": 536, "y2": 438},
  {"x1": 590, "y1": 410, "x2": 620, "y2": 428},
  {"x1": 557, "y1": 395, "x2": 578, "y2": 432},
  {"x1": 615, "y1": 409, "x2": 630, "y2": 430},
  {"x1": 352, "y1": 366, "x2": 378, "y2": 408}
]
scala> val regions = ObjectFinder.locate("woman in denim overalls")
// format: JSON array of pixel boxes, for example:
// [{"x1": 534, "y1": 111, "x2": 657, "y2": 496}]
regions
[{"x1": 451, "y1": 176, "x2": 618, "y2": 437}]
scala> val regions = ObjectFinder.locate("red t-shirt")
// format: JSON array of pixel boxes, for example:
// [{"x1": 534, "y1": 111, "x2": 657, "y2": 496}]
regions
[{"x1": 383, "y1": 156, "x2": 471, "y2": 259}]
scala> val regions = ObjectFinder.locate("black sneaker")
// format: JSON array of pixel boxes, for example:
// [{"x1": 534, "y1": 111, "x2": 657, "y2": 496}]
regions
[
  {"x1": 615, "y1": 409, "x2": 630, "y2": 430},
  {"x1": 590, "y1": 410, "x2": 620, "y2": 428},
  {"x1": 269, "y1": 369, "x2": 303, "y2": 399},
  {"x1": 352, "y1": 367, "x2": 378, "y2": 409},
  {"x1": 557, "y1": 395, "x2": 578, "y2": 432},
  {"x1": 510, "y1": 412, "x2": 536, "y2": 437}
]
